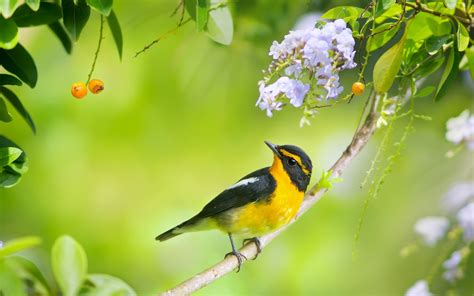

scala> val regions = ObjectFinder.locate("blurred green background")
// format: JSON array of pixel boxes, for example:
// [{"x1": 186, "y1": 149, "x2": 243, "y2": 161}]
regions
[{"x1": 1, "y1": 0, "x2": 473, "y2": 295}]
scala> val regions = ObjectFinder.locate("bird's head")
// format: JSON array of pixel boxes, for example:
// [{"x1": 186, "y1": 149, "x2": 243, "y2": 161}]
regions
[{"x1": 265, "y1": 141, "x2": 312, "y2": 192}]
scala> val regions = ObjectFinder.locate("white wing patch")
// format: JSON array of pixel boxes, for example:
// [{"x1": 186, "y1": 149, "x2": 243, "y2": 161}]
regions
[{"x1": 227, "y1": 177, "x2": 259, "y2": 190}]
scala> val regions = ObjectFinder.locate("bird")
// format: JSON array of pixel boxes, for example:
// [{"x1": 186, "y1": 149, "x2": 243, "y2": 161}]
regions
[{"x1": 156, "y1": 141, "x2": 312, "y2": 271}]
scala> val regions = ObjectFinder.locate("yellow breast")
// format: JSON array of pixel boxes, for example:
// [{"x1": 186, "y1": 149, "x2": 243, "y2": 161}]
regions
[{"x1": 220, "y1": 157, "x2": 304, "y2": 237}]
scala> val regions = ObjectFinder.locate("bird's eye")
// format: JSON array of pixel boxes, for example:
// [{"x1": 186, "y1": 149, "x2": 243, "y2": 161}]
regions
[{"x1": 287, "y1": 158, "x2": 297, "y2": 166}]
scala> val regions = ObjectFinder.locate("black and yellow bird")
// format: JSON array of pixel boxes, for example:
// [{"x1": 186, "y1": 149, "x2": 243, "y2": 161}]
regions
[{"x1": 156, "y1": 141, "x2": 312, "y2": 270}]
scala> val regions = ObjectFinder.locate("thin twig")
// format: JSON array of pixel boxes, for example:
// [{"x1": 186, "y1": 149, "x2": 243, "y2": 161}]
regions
[
  {"x1": 134, "y1": 18, "x2": 192, "y2": 58},
  {"x1": 160, "y1": 93, "x2": 381, "y2": 296},
  {"x1": 403, "y1": 0, "x2": 472, "y2": 25},
  {"x1": 86, "y1": 16, "x2": 104, "y2": 84}
]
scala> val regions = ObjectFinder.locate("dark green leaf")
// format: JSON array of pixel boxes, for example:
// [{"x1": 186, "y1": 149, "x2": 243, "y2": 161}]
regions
[
  {"x1": 49, "y1": 21, "x2": 72, "y2": 54},
  {"x1": 86, "y1": 0, "x2": 112, "y2": 16},
  {"x1": 0, "y1": 73, "x2": 22, "y2": 85},
  {"x1": 0, "y1": 237, "x2": 41, "y2": 258},
  {"x1": 0, "y1": 0, "x2": 19, "y2": 18},
  {"x1": 367, "y1": 23, "x2": 398, "y2": 52},
  {"x1": 196, "y1": 0, "x2": 209, "y2": 32},
  {"x1": 0, "y1": 43, "x2": 37, "y2": 87},
  {"x1": 0, "y1": 170, "x2": 21, "y2": 187},
  {"x1": 0, "y1": 96, "x2": 12, "y2": 122},
  {"x1": 373, "y1": 22, "x2": 410, "y2": 93},
  {"x1": 413, "y1": 54, "x2": 445, "y2": 78},
  {"x1": 62, "y1": 0, "x2": 90, "y2": 41},
  {"x1": 107, "y1": 10, "x2": 122, "y2": 60},
  {"x1": 456, "y1": 21, "x2": 469, "y2": 51},
  {"x1": 0, "y1": 260, "x2": 27, "y2": 296},
  {"x1": 5, "y1": 256, "x2": 51, "y2": 295},
  {"x1": 435, "y1": 47, "x2": 460, "y2": 100},
  {"x1": 52, "y1": 235, "x2": 88, "y2": 296},
  {"x1": 12, "y1": 2, "x2": 61, "y2": 27},
  {"x1": 0, "y1": 16, "x2": 18, "y2": 49},
  {"x1": 206, "y1": 0, "x2": 233, "y2": 45},
  {"x1": 424, "y1": 35, "x2": 451, "y2": 55},
  {"x1": 0, "y1": 147, "x2": 21, "y2": 166},
  {"x1": 82, "y1": 274, "x2": 137, "y2": 296},
  {"x1": 25, "y1": 0, "x2": 40, "y2": 11},
  {"x1": 0, "y1": 87, "x2": 36, "y2": 133},
  {"x1": 443, "y1": 0, "x2": 457, "y2": 9}
]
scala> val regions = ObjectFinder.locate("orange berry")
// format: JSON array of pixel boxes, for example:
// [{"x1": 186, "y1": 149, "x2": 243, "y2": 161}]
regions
[
  {"x1": 88, "y1": 79, "x2": 104, "y2": 94},
  {"x1": 352, "y1": 82, "x2": 365, "y2": 96},
  {"x1": 71, "y1": 82, "x2": 87, "y2": 99}
]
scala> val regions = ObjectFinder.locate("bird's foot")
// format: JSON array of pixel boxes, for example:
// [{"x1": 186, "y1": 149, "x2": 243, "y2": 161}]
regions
[
  {"x1": 242, "y1": 237, "x2": 262, "y2": 260},
  {"x1": 224, "y1": 250, "x2": 247, "y2": 272}
]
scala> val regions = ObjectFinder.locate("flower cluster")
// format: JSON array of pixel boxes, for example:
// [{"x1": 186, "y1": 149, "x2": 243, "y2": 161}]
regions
[
  {"x1": 405, "y1": 182, "x2": 474, "y2": 295},
  {"x1": 256, "y1": 19, "x2": 356, "y2": 123},
  {"x1": 446, "y1": 109, "x2": 474, "y2": 150},
  {"x1": 405, "y1": 280, "x2": 431, "y2": 296}
]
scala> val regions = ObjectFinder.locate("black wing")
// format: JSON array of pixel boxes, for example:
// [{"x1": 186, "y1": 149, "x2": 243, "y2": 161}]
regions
[{"x1": 194, "y1": 167, "x2": 275, "y2": 220}]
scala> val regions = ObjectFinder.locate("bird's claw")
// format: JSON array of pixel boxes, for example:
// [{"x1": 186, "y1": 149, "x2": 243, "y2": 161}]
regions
[
  {"x1": 224, "y1": 250, "x2": 247, "y2": 272},
  {"x1": 242, "y1": 237, "x2": 262, "y2": 260}
]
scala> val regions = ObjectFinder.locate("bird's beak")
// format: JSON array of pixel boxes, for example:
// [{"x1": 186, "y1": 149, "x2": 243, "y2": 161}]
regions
[{"x1": 265, "y1": 141, "x2": 281, "y2": 157}]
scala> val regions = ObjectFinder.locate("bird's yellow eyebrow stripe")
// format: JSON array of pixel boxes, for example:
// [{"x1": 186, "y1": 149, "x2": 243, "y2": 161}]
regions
[{"x1": 279, "y1": 149, "x2": 310, "y2": 175}]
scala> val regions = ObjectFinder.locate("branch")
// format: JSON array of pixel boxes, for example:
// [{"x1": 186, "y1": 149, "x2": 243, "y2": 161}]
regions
[{"x1": 160, "y1": 92, "x2": 381, "y2": 296}]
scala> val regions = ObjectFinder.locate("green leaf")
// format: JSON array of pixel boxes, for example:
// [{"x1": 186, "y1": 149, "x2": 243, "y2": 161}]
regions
[
  {"x1": 205, "y1": 0, "x2": 233, "y2": 45},
  {"x1": 373, "y1": 22, "x2": 410, "y2": 93},
  {"x1": 0, "y1": 146, "x2": 21, "y2": 166},
  {"x1": 0, "y1": 260, "x2": 27, "y2": 296},
  {"x1": 196, "y1": 0, "x2": 208, "y2": 32},
  {"x1": 414, "y1": 86, "x2": 435, "y2": 98},
  {"x1": 367, "y1": 23, "x2": 398, "y2": 52},
  {"x1": 456, "y1": 21, "x2": 469, "y2": 51},
  {"x1": 52, "y1": 235, "x2": 88, "y2": 296},
  {"x1": 0, "y1": 0, "x2": 19, "y2": 18},
  {"x1": 25, "y1": 0, "x2": 39, "y2": 11},
  {"x1": 0, "y1": 87, "x2": 36, "y2": 133},
  {"x1": 49, "y1": 21, "x2": 72, "y2": 54},
  {"x1": 443, "y1": 0, "x2": 457, "y2": 9},
  {"x1": 107, "y1": 10, "x2": 122, "y2": 60},
  {"x1": 5, "y1": 256, "x2": 51, "y2": 295},
  {"x1": 0, "y1": 96, "x2": 12, "y2": 122},
  {"x1": 0, "y1": 43, "x2": 37, "y2": 87},
  {"x1": 321, "y1": 6, "x2": 364, "y2": 20},
  {"x1": 382, "y1": 0, "x2": 395, "y2": 10},
  {"x1": 82, "y1": 274, "x2": 137, "y2": 296},
  {"x1": 465, "y1": 46, "x2": 474, "y2": 79},
  {"x1": 0, "y1": 16, "x2": 18, "y2": 49},
  {"x1": 62, "y1": 0, "x2": 90, "y2": 41},
  {"x1": 86, "y1": 0, "x2": 112, "y2": 16},
  {"x1": 12, "y1": 2, "x2": 61, "y2": 27},
  {"x1": 435, "y1": 47, "x2": 459, "y2": 100},
  {"x1": 424, "y1": 35, "x2": 451, "y2": 55},
  {"x1": 0, "y1": 236, "x2": 41, "y2": 258},
  {"x1": 0, "y1": 170, "x2": 21, "y2": 187},
  {"x1": 0, "y1": 73, "x2": 22, "y2": 85}
]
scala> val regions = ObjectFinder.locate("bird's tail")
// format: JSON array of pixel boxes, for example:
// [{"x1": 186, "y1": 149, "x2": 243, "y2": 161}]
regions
[{"x1": 156, "y1": 215, "x2": 210, "y2": 241}]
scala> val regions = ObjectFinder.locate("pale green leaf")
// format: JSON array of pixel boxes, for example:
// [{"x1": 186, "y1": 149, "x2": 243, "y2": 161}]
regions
[
  {"x1": 25, "y1": 0, "x2": 39, "y2": 11},
  {"x1": 52, "y1": 235, "x2": 88, "y2": 296},
  {"x1": 82, "y1": 274, "x2": 137, "y2": 296},
  {"x1": 0, "y1": 0, "x2": 19, "y2": 18},
  {"x1": 0, "y1": 236, "x2": 41, "y2": 258},
  {"x1": 205, "y1": 0, "x2": 233, "y2": 45},
  {"x1": 373, "y1": 22, "x2": 410, "y2": 93},
  {"x1": 456, "y1": 21, "x2": 469, "y2": 51}
]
